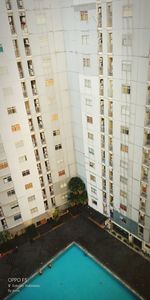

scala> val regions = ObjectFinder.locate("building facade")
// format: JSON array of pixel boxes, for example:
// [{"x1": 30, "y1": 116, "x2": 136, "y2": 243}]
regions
[
  {"x1": 0, "y1": 0, "x2": 150, "y2": 254},
  {"x1": 0, "y1": 0, "x2": 77, "y2": 234}
]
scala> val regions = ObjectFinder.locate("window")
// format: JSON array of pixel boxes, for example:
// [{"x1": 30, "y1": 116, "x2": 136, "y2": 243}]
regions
[
  {"x1": 90, "y1": 174, "x2": 96, "y2": 182},
  {"x1": 85, "y1": 98, "x2": 92, "y2": 106},
  {"x1": 51, "y1": 114, "x2": 58, "y2": 121},
  {"x1": 45, "y1": 79, "x2": 54, "y2": 87},
  {"x1": 28, "y1": 195, "x2": 35, "y2": 202},
  {"x1": 122, "y1": 62, "x2": 131, "y2": 72},
  {"x1": 3, "y1": 176, "x2": 12, "y2": 184},
  {"x1": 19, "y1": 155, "x2": 27, "y2": 163},
  {"x1": 60, "y1": 183, "x2": 67, "y2": 188},
  {"x1": 88, "y1": 132, "x2": 94, "y2": 140},
  {"x1": 0, "y1": 44, "x2": 3, "y2": 53},
  {"x1": 120, "y1": 190, "x2": 127, "y2": 198},
  {"x1": 11, "y1": 203, "x2": 19, "y2": 209},
  {"x1": 82, "y1": 34, "x2": 89, "y2": 45},
  {"x1": 7, "y1": 189, "x2": 15, "y2": 196},
  {"x1": 58, "y1": 170, "x2": 65, "y2": 176},
  {"x1": 123, "y1": 5, "x2": 132, "y2": 17},
  {"x1": 120, "y1": 160, "x2": 128, "y2": 169},
  {"x1": 92, "y1": 199, "x2": 97, "y2": 205},
  {"x1": 25, "y1": 182, "x2": 33, "y2": 190},
  {"x1": 0, "y1": 162, "x2": 8, "y2": 170},
  {"x1": 15, "y1": 140, "x2": 24, "y2": 148},
  {"x1": 121, "y1": 105, "x2": 130, "y2": 116},
  {"x1": 36, "y1": 14, "x2": 46, "y2": 25},
  {"x1": 120, "y1": 176, "x2": 128, "y2": 184},
  {"x1": 87, "y1": 116, "x2": 93, "y2": 124},
  {"x1": 122, "y1": 35, "x2": 132, "y2": 46},
  {"x1": 121, "y1": 126, "x2": 129, "y2": 135},
  {"x1": 88, "y1": 147, "x2": 94, "y2": 155},
  {"x1": 30, "y1": 207, "x2": 38, "y2": 214},
  {"x1": 11, "y1": 124, "x2": 21, "y2": 132},
  {"x1": 57, "y1": 159, "x2": 63, "y2": 164},
  {"x1": 83, "y1": 58, "x2": 90, "y2": 67},
  {"x1": 22, "y1": 169, "x2": 30, "y2": 176},
  {"x1": 91, "y1": 187, "x2": 97, "y2": 194},
  {"x1": 55, "y1": 144, "x2": 62, "y2": 150},
  {"x1": 84, "y1": 79, "x2": 91, "y2": 88},
  {"x1": 89, "y1": 161, "x2": 95, "y2": 168},
  {"x1": 53, "y1": 129, "x2": 60, "y2": 136},
  {"x1": 80, "y1": 11, "x2": 88, "y2": 21},
  {"x1": 14, "y1": 213, "x2": 22, "y2": 221},
  {"x1": 121, "y1": 144, "x2": 128, "y2": 153},
  {"x1": 120, "y1": 203, "x2": 127, "y2": 211},
  {"x1": 122, "y1": 85, "x2": 131, "y2": 94}
]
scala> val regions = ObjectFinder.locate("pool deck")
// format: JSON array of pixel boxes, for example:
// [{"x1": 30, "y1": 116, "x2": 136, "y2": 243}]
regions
[{"x1": 0, "y1": 206, "x2": 150, "y2": 300}]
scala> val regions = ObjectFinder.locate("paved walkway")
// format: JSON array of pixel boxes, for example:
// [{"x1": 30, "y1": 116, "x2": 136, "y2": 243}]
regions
[{"x1": 0, "y1": 210, "x2": 150, "y2": 300}]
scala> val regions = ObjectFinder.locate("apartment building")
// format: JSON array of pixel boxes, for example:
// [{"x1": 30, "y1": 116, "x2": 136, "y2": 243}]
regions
[
  {"x1": 92, "y1": 0, "x2": 150, "y2": 253},
  {"x1": 0, "y1": 0, "x2": 77, "y2": 234}
]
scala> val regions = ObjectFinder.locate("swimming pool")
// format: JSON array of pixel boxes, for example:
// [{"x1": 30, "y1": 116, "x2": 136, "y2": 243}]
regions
[{"x1": 9, "y1": 243, "x2": 140, "y2": 300}]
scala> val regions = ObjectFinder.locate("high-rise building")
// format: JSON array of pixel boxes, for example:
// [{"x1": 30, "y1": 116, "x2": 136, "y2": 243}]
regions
[
  {"x1": 0, "y1": 0, "x2": 77, "y2": 234},
  {"x1": 0, "y1": 0, "x2": 150, "y2": 255}
]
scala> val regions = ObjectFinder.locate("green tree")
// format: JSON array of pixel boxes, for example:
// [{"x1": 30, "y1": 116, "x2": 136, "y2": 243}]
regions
[
  {"x1": 67, "y1": 177, "x2": 87, "y2": 204},
  {"x1": 0, "y1": 231, "x2": 11, "y2": 244}
]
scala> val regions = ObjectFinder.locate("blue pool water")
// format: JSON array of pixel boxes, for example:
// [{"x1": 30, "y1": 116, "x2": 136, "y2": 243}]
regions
[{"x1": 10, "y1": 244, "x2": 139, "y2": 300}]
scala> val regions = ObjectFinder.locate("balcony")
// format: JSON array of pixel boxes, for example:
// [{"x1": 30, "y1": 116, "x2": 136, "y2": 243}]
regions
[
  {"x1": 31, "y1": 81, "x2": 38, "y2": 96},
  {"x1": 37, "y1": 117, "x2": 43, "y2": 130},
  {"x1": 32, "y1": 136, "x2": 37, "y2": 148},
  {"x1": 99, "y1": 57, "x2": 103, "y2": 75},
  {"x1": 42, "y1": 189, "x2": 47, "y2": 199},
  {"x1": 8, "y1": 16, "x2": 16, "y2": 35},
  {"x1": 28, "y1": 60, "x2": 34, "y2": 77},
  {"x1": 13, "y1": 40, "x2": 20, "y2": 58},
  {"x1": 98, "y1": 32, "x2": 103, "y2": 52},
  {"x1": 40, "y1": 132, "x2": 46, "y2": 145},
  {"x1": 38, "y1": 168, "x2": 42, "y2": 175},
  {"x1": 40, "y1": 180, "x2": 44, "y2": 188},
  {"x1": 108, "y1": 32, "x2": 113, "y2": 53},
  {"x1": 147, "y1": 86, "x2": 150, "y2": 105},
  {"x1": 25, "y1": 101, "x2": 31, "y2": 116},
  {"x1": 34, "y1": 99, "x2": 40, "y2": 113},
  {"x1": 100, "y1": 79, "x2": 104, "y2": 96},
  {"x1": 107, "y1": 3, "x2": 112, "y2": 27},
  {"x1": 144, "y1": 134, "x2": 150, "y2": 149},
  {"x1": 20, "y1": 14, "x2": 28, "y2": 33},
  {"x1": 141, "y1": 192, "x2": 148, "y2": 199},
  {"x1": 24, "y1": 38, "x2": 31, "y2": 56},
  {"x1": 97, "y1": 6, "x2": 102, "y2": 28},
  {"x1": 35, "y1": 154, "x2": 40, "y2": 161},
  {"x1": 28, "y1": 119, "x2": 34, "y2": 132},
  {"x1": 139, "y1": 213, "x2": 145, "y2": 226},
  {"x1": 6, "y1": 1, "x2": 12, "y2": 10},
  {"x1": 17, "y1": 0, "x2": 24, "y2": 9},
  {"x1": 142, "y1": 158, "x2": 150, "y2": 168},
  {"x1": 108, "y1": 57, "x2": 113, "y2": 76},
  {"x1": 108, "y1": 107, "x2": 113, "y2": 118},
  {"x1": 43, "y1": 147, "x2": 48, "y2": 159},
  {"x1": 108, "y1": 81, "x2": 113, "y2": 98},
  {"x1": 139, "y1": 200, "x2": 146, "y2": 213},
  {"x1": 109, "y1": 127, "x2": 113, "y2": 135},
  {"x1": 141, "y1": 174, "x2": 148, "y2": 183},
  {"x1": 21, "y1": 82, "x2": 28, "y2": 98},
  {"x1": 17, "y1": 62, "x2": 24, "y2": 79}
]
